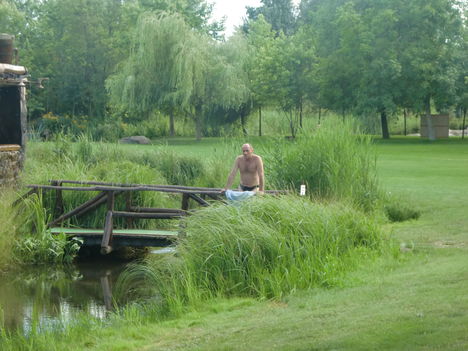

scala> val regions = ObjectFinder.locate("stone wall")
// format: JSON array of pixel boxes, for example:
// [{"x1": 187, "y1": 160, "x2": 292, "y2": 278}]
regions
[{"x1": 0, "y1": 150, "x2": 21, "y2": 187}]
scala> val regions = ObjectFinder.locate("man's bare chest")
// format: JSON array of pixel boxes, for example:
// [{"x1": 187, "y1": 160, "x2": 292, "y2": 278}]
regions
[{"x1": 239, "y1": 159, "x2": 257, "y2": 173}]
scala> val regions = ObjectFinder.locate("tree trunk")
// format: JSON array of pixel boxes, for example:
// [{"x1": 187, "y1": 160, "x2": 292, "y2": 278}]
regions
[
  {"x1": 425, "y1": 96, "x2": 435, "y2": 141},
  {"x1": 380, "y1": 109, "x2": 390, "y2": 139},
  {"x1": 195, "y1": 106, "x2": 202, "y2": 141},
  {"x1": 318, "y1": 106, "x2": 321, "y2": 125},
  {"x1": 258, "y1": 106, "x2": 262, "y2": 137},
  {"x1": 299, "y1": 99, "x2": 303, "y2": 128},
  {"x1": 289, "y1": 110, "x2": 295, "y2": 138},
  {"x1": 403, "y1": 108, "x2": 407, "y2": 136},
  {"x1": 462, "y1": 108, "x2": 466, "y2": 140},
  {"x1": 169, "y1": 109, "x2": 175, "y2": 137},
  {"x1": 342, "y1": 107, "x2": 345, "y2": 122},
  {"x1": 240, "y1": 113, "x2": 247, "y2": 136}
]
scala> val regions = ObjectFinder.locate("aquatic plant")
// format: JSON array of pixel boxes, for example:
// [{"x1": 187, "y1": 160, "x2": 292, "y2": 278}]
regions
[{"x1": 14, "y1": 193, "x2": 82, "y2": 265}]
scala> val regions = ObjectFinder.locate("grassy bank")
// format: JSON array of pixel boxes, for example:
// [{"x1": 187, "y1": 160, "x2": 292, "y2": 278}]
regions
[{"x1": 2, "y1": 136, "x2": 467, "y2": 349}]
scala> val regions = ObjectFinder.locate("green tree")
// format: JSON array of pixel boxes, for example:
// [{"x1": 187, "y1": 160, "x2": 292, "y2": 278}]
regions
[
  {"x1": 108, "y1": 12, "x2": 248, "y2": 140},
  {"x1": 314, "y1": 3, "x2": 364, "y2": 120},
  {"x1": 107, "y1": 12, "x2": 204, "y2": 135},
  {"x1": 246, "y1": 16, "x2": 276, "y2": 136},
  {"x1": 354, "y1": 0, "x2": 402, "y2": 139},
  {"x1": 246, "y1": 16, "x2": 315, "y2": 137},
  {"x1": 394, "y1": 0, "x2": 463, "y2": 140},
  {"x1": 0, "y1": 0, "x2": 25, "y2": 35},
  {"x1": 244, "y1": 0, "x2": 296, "y2": 35}
]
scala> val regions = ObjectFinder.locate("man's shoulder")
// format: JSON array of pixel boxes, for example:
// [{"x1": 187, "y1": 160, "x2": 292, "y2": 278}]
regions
[{"x1": 253, "y1": 154, "x2": 262, "y2": 161}]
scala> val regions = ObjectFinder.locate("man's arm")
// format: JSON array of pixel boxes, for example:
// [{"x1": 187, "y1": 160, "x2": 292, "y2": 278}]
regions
[
  {"x1": 257, "y1": 156, "x2": 264, "y2": 192},
  {"x1": 223, "y1": 157, "x2": 239, "y2": 191}
]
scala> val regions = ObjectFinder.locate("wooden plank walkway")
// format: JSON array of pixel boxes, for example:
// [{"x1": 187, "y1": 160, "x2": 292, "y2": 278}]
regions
[{"x1": 50, "y1": 227, "x2": 178, "y2": 248}]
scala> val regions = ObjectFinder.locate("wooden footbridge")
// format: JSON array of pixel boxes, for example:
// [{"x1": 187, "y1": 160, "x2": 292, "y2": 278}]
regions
[{"x1": 19, "y1": 180, "x2": 283, "y2": 255}]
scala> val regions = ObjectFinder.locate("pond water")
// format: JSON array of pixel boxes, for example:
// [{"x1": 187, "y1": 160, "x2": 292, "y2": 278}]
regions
[{"x1": 0, "y1": 252, "x2": 165, "y2": 334}]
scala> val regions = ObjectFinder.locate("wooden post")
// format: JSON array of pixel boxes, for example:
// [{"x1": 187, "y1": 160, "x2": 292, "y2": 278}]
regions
[
  {"x1": 51, "y1": 180, "x2": 64, "y2": 219},
  {"x1": 125, "y1": 192, "x2": 134, "y2": 228},
  {"x1": 101, "y1": 191, "x2": 115, "y2": 255},
  {"x1": 181, "y1": 193, "x2": 189, "y2": 211}
]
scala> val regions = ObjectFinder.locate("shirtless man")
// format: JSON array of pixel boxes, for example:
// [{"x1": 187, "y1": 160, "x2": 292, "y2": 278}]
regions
[{"x1": 223, "y1": 143, "x2": 264, "y2": 194}]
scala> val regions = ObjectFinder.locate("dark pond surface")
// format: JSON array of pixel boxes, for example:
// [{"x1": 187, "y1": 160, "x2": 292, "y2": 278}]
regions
[{"x1": 0, "y1": 250, "x2": 170, "y2": 334}]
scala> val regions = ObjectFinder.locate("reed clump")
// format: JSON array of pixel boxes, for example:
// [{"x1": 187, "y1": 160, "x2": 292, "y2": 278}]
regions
[
  {"x1": 265, "y1": 119, "x2": 380, "y2": 212},
  {"x1": 139, "y1": 196, "x2": 382, "y2": 312}
]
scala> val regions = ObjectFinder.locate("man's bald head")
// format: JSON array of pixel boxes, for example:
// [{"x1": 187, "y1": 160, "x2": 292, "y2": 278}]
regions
[{"x1": 242, "y1": 144, "x2": 254, "y2": 158}]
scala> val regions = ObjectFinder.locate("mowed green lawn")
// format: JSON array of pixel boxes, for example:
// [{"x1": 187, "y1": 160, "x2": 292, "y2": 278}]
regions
[{"x1": 54, "y1": 137, "x2": 468, "y2": 350}]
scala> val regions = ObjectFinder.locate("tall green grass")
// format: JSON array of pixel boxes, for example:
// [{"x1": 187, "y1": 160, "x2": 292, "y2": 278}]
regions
[
  {"x1": 265, "y1": 119, "x2": 380, "y2": 212},
  {"x1": 23, "y1": 136, "x2": 180, "y2": 230},
  {"x1": 0, "y1": 190, "x2": 19, "y2": 269},
  {"x1": 123, "y1": 196, "x2": 383, "y2": 314}
]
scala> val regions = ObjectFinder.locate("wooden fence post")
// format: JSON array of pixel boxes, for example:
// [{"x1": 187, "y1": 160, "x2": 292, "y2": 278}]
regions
[
  {"x1": 101, "y1": 191, "x2": 115, "y2": 255},
  {"x1": 181, "y1": 193, "x2": 189, "y2": 211},
  {"x1": 51, "y1": 180, "x2": 64, "y2": 219}
]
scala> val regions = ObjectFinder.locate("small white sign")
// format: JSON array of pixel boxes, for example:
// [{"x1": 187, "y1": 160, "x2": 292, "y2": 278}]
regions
[{"x1": 300, "y1": 184, "x2": 306, "y2": 196}]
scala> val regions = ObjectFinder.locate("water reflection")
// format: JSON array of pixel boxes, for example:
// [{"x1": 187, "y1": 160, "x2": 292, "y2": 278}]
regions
[{"x1": 0, "y1": 259, "x2": 128, "y2": 333}]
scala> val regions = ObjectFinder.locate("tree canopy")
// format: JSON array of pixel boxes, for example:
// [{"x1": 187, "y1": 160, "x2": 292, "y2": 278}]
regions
[{"x1": 2, "y1": 0, "x2": 466, "y2": 139}]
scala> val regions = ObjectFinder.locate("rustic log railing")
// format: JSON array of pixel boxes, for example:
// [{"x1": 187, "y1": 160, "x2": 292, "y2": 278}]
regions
[{"x1": 20, "y1": 180, "x2": 286, "y2": 255}]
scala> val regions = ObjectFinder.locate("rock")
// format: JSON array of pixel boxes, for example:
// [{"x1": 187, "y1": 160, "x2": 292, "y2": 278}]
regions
[
  {"x1": 449, "y1": 129, "x2": 468, "y2": 137},
  {"x1": 119, "y1": 136, "x2": 151, "y2": 145}
]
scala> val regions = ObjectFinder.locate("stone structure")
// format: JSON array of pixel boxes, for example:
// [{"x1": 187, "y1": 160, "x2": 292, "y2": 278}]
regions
[
  {"x1": 0, "y1": 34, "x2": 28, "y2": 187},
  {"x1": 119, "y1": 136, "x2": 151, "y2": 144},
  {"x1": 0, "y1": 145, "x2": 21, "y2": 187}
]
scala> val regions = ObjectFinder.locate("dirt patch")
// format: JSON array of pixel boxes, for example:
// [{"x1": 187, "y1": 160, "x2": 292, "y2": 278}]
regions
[{"x1": 433, "y1": 240, "x2": 466, "y2": 249}]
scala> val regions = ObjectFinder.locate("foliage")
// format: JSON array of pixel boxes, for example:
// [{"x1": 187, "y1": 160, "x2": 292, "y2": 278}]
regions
[
  {"x1": 14, "y1": 193, "x2": 82, "y2": 265},
  {"x1": 244, "y1": 0, "x2": 297, "y2": 35}
]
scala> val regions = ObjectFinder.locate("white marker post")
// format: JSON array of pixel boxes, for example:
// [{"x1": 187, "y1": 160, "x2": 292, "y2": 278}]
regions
[{"x1": 300, "y1": 184, "x2": 306, "y2": 196}]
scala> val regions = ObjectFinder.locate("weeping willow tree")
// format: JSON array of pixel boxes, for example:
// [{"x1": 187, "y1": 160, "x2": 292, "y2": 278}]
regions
[
  {"x1": 106, "y1": 12, "x2": 204, "y2": 136},
  {"x1": 107, "y1": 12, "x2": 250, "y2": 139},
  {"x1": 194, "y1": 33, "x2": 251, "y2": 138}
]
